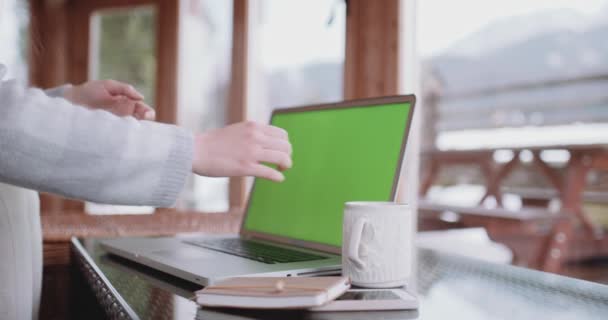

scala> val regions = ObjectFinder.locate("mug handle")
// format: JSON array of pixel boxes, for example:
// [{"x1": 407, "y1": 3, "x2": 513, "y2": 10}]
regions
[{"x1": 347, "y1": 218, "x2": 367, "y2": 268}]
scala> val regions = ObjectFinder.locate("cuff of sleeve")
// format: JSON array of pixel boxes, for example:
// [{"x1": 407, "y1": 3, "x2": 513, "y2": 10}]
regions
[
  {"x1": 152, "y1": 128, "x2": 194, "y2": 208},
  {"x1": 44, "y1": 84, "x2": 72, "y2": 98}
]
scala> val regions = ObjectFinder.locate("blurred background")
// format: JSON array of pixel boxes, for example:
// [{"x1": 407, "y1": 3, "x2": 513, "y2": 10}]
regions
[
  {"x1": 2, "y1": 0, "x2": 608, "y2": 302},
  {"x1": 417, "y1": 0, "x2": 608, "y2": 283}
]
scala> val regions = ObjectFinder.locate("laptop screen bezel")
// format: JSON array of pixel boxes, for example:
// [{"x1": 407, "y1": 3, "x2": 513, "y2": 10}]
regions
[{"x1": 238, "y1": 95, "x2": 417, "y2": 255}]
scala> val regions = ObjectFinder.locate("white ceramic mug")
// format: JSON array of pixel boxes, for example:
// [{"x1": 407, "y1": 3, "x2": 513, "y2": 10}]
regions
[{"x1": 342, "y1": 202, "x2": 412, "y2": 288}]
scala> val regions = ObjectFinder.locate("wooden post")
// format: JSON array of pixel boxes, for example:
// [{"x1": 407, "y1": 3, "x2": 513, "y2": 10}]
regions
[
  {"x1": 29, "y1": 0, "x2": 85, "y2": 213},
  {"x1": 480, "y1": 151, "x2": 521, "y2": 206},
  {"x1": 155, "y1": 0, "x2": 180, "y2": 124},
  {"x1": 227, "y1": 0, "x2": 250, "y2": 209},
  {"x1": 66, "y1": 1, "x2": 91, "y2": 85},
  {"x1": 344, "y1": 0, "x2": 400, "y2": 99},
  {"x1": 562, "y1": 152, "x2": 599, "y2": 237},
  {"x1": 29, "y1": 0, "x2": 68, "y2": 87}
]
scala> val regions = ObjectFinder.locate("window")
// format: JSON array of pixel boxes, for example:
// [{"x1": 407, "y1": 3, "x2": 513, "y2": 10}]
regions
[
  {"x1": 418, "y1": 0, "x2": 608, "y2": 281},
  {"x1": 419, "y1": 0, "x2": 608, "y2": 202},
  {"x1": 175, "y1": 0, "x2": 234, "y2": 212},
  {"x1": 0, "y1": 0, "x2": 29, "y2": 82},
  {"x1": 87, "y1": 6, "x2": 158, "y2": 215},
  {"x1": 90, "y1": 6, "x2": 157, "y2": 106},
  {"x1": 419, "y1": 0, "x2": 608, "y2": 150},
  {"x1": 248, "y1": 0, "x2": 346, "y2": 123}
]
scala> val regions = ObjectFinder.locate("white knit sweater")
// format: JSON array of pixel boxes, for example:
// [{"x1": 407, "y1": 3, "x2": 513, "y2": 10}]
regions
[
  {"x1": 0, "y1": 64, "x2": 194, "y2": 320},
  {"x1": 0, "y1": 64, "x2": 193, "y2": 206}
]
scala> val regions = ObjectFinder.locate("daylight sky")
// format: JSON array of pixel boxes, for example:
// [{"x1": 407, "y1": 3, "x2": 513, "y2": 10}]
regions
[
  {"x1": 255, "y1": 0, "x2": 608, "y2": 69},
  {"x1": 419, "y1": 0, "x2": 608, "y2": 58},
  {"x1": 3, "y1": 0, "x2": 608, "y2": 72},
  {"x1": 0, "y1": 0, "x2": 28, "y2": 79},
  {"x1": 257, "y1": 0, "x2": 346, "y2": 71}
]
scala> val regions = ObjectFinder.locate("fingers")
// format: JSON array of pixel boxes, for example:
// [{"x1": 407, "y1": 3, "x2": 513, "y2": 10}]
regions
[
  {"x1": 251, "y1": 123, "x2": 292, "y2": 172},
  {"x1": 104, "y1": 80, "x2": 145, "y2": 100},
  {"x1": 252, "y1": 123, "x2": 291, "y2": 155},
  {"x1": 108, "y1": 97, "x2": 136, "y2": 117},
  {"x1": 249, "y1": 164, "x2": 285, "y2": 182},
  {"x1": 257, "y1": 149, "x2": 292, "y2": 170},
  {"x1": 262, "y1": 137, "x2": 292, "y2": 155},
  {"x1": 134, "y1": 102, "x2": 156, "y2": 120},
  {"x1": 103, "y1": 97, "x2": 156, "y2": 120},
  {"x1": 262, "y1": 125, "x2": 288, "y2": 139}
]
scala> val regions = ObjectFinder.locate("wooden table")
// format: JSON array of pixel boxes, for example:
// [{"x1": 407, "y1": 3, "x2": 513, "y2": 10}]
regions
[
  {"x1": 419, "y1": 144, "x2": 608, "y2": 271},
  {"x1": 70, "y1": 237, "x2": 608, "y2": 320}
]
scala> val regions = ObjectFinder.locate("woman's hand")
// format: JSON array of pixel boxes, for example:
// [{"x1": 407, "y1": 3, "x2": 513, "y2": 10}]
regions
[
  {"x1": 64, "y1": 80, "x2": 155, "y2": 120},
  {"x1": 192, "y1": 121, "x2": 293, "y2": 182}
]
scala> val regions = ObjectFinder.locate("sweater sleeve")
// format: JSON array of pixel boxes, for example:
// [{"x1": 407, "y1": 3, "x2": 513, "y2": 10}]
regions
[
  {"x1": 44, "y1": 84, "x2": 71, "y2": 98},
  {"x1": 0, "y1": 78, "x2": 193, "y2": 207}
]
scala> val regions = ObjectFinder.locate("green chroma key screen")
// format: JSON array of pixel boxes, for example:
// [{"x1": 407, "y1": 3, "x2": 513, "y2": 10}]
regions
[{"x1": 244, "y1": 101, "x2": 412, "y2": 247}]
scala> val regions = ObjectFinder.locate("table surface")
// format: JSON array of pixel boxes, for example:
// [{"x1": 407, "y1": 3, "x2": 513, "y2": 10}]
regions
[{"x1": 72, "y1": 237, "x2": 608, "y2": 320}]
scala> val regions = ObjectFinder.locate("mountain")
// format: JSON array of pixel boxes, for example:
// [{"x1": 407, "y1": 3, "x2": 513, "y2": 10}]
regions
[
  {"x1": 427, "y1": 8, "x2": 608, "y2": 131},
  {"x1": 430, "y1": 15, "x2": 608, "y2": 94},
  {"x1": 443, "y1": 9, "x2": 588, "y2": 58}
]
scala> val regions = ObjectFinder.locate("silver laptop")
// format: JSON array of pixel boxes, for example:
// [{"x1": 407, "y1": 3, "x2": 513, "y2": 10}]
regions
[{"x1": 101, "y1": 95, "x2": 416, "y2": 286}]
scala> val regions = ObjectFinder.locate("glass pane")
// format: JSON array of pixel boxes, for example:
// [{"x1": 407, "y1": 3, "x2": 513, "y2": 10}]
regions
[
  {"x1": 0, "y1": 0, "x2": 29, "y2": 83},
  {"x1": 419, "y1": 1, "x2": 608, "y2": 150},
  {"x1": 91, "y1": 6, "x2": 157, "y2": 106},
  {"x1": 248, "y1": 0, "x2": 346, "y2": 123},
  {"x1": 86, "y1": 6, "x2": 158, "y2": 215},
  {"x1": 175, "y1": 0, "x2": 233, "y2": 212},
  {"x1": 418, "y1": 1, "x2": 608, "y2": 283}
]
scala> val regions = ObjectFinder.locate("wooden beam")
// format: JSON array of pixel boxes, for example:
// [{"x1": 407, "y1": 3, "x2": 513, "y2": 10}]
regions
[
  {"x1": 28, "y1": 0, "x2": 68, "y2": 88},
  {"x1": 591, "y1": 153, "x2": 608, "y2": 170},
  {"x1": 29, "y1": 0, "x2": 85, "y2": 213},
  {"x1": 227, "y1": 0, "x2": 250, "y2": 209},
  {"x1": 155, "y1": 0, "x2": 180, "y2": 124},
  {"x1": 66, "y1": 1, "x2": 91, "y2": 85},
  {"x1": 531, "y1": 150, "x2": 564, "y2": 193},
  {"x1": 344, "y1": 0, "x2": 400, "y2": 99}
]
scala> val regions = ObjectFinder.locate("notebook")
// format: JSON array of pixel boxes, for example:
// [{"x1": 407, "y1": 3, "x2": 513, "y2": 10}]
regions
[{"x1": 195, "y1": 277, "x2": 351, "y2": 309}]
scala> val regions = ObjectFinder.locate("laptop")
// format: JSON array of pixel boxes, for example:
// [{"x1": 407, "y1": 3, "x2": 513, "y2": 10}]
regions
[{"x1": 101, "y1": 95, "x2": 416, "y2": 286}]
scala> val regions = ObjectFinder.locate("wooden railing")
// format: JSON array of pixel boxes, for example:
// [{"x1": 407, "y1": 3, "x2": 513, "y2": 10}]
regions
[{"x1": 431, "y1": 73, "x2": 608, "y2": 132}]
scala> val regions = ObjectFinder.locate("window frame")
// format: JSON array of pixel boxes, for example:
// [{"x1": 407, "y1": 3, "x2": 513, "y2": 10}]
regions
[{"x1": 29, "y1": 0, "x2": 404, "y2": 214}]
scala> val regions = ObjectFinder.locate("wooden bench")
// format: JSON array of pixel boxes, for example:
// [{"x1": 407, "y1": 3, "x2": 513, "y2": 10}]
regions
[
  {"x1": 502, "y1": 186, "x2": 608, "y2": 207},
  {"x1": 418, "y1": 200, "x2": 571, "y2": 272}
]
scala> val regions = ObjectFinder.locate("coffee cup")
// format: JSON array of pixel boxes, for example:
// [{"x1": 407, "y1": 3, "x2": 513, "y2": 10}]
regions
[{"x1": 342, "y1": 202, "x2": 412, "y2": 288}]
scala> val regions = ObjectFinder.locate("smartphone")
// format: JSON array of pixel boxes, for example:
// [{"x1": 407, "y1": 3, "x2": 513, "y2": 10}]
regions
[{"x1": 309, "y1": 288, "x2": 419, "y2": 311}]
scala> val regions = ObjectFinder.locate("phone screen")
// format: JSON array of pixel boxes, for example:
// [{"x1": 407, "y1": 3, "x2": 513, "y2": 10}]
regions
[{"x1": 337, "y1": 290, "x2": 401, "y2": 301}]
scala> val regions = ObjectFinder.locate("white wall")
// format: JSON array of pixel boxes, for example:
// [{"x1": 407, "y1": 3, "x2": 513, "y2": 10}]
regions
[
  {"x1": 398, "y1": 0, "x2": 420, "y2": 290},
  {"x1": 0, "y1": 0, "x2": 28, "y2": 82}
]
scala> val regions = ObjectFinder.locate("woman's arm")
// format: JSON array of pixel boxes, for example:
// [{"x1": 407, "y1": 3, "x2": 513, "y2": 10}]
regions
[
  {"x1": 0, "y1": 62, "x2": 292, "y2": 207},
  {"x1": 0, "y1": 79, "x2": 192, "y2": 207},
  {"x1": 46, "y1": 80, "x2": 156, "y2": 120}
]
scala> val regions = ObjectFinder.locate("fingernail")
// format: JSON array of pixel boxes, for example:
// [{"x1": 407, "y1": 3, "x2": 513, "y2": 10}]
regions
[{"x1": 144, "y1": 110, "x2": 156, "y2": 120}]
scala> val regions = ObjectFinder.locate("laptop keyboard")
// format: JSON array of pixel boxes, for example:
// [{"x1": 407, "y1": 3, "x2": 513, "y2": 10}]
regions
[{"x1": 184, "y1": 238, "x2": 328, "y2": 264}]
